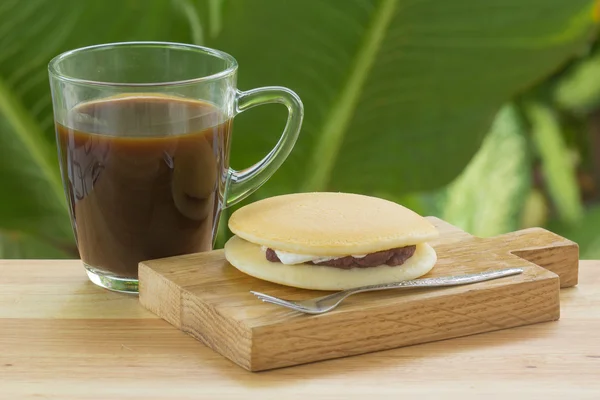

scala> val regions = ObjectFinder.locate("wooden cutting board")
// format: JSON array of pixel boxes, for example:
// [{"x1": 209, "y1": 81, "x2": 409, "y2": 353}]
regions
[{"x1": 138, "y1": 217, "x2": 578, "y2": 372}]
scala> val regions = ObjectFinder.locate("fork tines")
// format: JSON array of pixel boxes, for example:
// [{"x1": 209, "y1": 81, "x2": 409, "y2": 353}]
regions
[{"x1": 250, "y1": 291, "x2": 289, "y2": 307}]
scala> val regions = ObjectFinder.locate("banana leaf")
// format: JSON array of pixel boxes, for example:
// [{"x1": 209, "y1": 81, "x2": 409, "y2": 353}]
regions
[
  {"x1": 437, "y1": 105, "x2": 531, "y2": 237},
  {"x1": 214, "y1": 0, "x2": 597, "y2": 197}
]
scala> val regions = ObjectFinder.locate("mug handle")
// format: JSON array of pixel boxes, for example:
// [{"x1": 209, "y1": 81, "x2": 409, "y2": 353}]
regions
[{"x1": 224, "y1": 87, "x2": 304, "y2": 208}]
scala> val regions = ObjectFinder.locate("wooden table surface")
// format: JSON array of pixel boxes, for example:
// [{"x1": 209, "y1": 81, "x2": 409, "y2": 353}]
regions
[{"x1": 1, "y1": 260, "x2": 599, "y2": 399}]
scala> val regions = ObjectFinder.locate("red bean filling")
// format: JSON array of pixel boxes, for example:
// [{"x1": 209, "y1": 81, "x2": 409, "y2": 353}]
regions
[{"x1": 265, "y1": 245, "x2": 416, "y2": 269}]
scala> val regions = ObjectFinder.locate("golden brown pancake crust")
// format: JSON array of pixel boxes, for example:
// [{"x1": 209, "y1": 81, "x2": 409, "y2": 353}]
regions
[{"x1": 228, "y1": 192, "x2": 439, "y2": 256}]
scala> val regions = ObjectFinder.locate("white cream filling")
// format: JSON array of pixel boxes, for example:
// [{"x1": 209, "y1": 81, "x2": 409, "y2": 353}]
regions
[{"x1": 261, "y1": 246, "x2": 366, "y2": 265}]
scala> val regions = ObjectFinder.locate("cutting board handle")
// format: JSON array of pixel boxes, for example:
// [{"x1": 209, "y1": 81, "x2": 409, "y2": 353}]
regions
[
  {"x1": 486, "y1": 227, "x2": 579, "y2": 287},
  {"x1": 427, "y1": 217, "x2": 578, "y2": 288}
]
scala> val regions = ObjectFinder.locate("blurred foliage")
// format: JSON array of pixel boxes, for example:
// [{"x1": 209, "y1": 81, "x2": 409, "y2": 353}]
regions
[
  {"x1": 551, "y1": 205, "x2": 600, "y2": 259},
  {"x1": 435, "y1": 105, "x2": 532, "y2": 237},
  {"x1": 1, "y1": 0, "x2": 600, "y2": 258},
  {"x1": 554, "y1": 41, "x2": 600, "y2": 114},
  {"x1": 0, "y1": 231, "x2": 70, "y2": 259},
  {"x1": 525, "y1": 100, "x2": 584, "y2": 224}
]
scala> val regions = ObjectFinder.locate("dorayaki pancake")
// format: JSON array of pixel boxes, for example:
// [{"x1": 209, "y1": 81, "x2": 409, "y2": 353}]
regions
[
  {"x1": 224, "y1": 235, "x2": 437, "y2": 290},
  {"x1": 228, "y1": 192, "x2": 438, "y2": 256},
  {"x1": 224, "y1": 192, "x2": 439, "y2": 290}
]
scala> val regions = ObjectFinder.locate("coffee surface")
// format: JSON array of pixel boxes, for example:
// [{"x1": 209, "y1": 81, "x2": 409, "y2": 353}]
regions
[{"x1": 57, "y1": 95, "x2": 231, "y2": 277}]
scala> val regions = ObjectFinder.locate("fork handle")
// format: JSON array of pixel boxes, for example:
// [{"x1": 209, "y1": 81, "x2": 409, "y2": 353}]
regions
[{"x1": 343, "y1": 267, "x2": 524, "y2": 296}]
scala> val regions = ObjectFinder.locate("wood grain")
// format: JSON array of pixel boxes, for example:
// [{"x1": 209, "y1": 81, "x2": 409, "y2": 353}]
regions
[
  {"x1": 427, "y1": 217, "x2": 579, "y2": 287},
  {"x1": 139, "y1": 218, "x2": 577, "y2": 371},
  {"x1": 1, "y1": 260, "x2": 598, "y2": 400}
]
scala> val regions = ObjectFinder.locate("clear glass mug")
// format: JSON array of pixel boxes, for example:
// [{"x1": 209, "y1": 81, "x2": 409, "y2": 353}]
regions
[{"x1": 48, "y1": 42, "x2": 303, "y2": 293}]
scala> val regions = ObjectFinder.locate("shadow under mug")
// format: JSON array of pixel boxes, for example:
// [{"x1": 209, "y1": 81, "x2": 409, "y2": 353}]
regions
[{"x1": 48, "y1": 42, "x2": 303, "y2": 294}]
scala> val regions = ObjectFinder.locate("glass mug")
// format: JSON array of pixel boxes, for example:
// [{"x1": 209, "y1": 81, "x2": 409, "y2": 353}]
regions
[{"x1": 48, "y1": 42, "x2": 303, "y2": 293}]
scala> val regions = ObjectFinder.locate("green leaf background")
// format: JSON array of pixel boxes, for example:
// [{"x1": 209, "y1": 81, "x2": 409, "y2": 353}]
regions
[
  {"x1": 436, "y1": 105, "x2": 531, "y2": 237},
  {"x1": 215, "y1": 0, "x2": 595, "y2": 195},
  {"x1": 1, "y1": 0, "x2": 599, "y2": 258}
]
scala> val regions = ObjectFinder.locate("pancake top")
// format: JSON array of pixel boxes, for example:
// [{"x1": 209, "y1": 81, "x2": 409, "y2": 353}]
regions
[{"x1": 228, "y1": 192, "x2": 439, "y2": 256}]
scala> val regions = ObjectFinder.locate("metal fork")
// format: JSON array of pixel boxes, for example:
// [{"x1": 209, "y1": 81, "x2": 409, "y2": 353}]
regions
[{"x1": 250, "y1": 267, "x2": 524, "y2": 314}]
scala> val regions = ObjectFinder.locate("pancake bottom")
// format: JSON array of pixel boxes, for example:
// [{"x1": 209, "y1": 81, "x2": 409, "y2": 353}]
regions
[{"x1": 224, "y1": 235, "x2": 437, "y2": 290}]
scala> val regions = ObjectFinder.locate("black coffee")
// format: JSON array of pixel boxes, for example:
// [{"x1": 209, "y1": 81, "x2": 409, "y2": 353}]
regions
[{"x1": 56, "y1": 95, "x2": 232, "y2": 278}]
